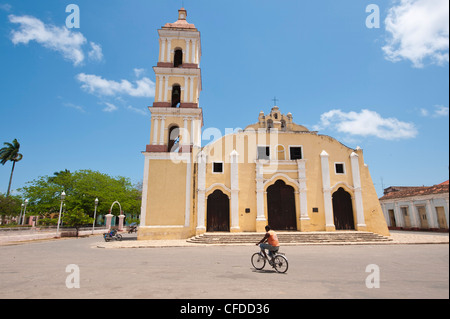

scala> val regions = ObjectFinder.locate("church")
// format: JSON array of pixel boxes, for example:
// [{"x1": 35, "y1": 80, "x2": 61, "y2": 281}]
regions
[{"x1": 137, "y1": 8, "x2": 390, "y2": 240}]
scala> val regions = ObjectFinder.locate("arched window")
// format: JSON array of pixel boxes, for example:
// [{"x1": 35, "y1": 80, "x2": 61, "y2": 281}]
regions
[
  {"x1": 267, "y1": 119, "x2": 273, "y2": 130},
  {"x1": 171, "y1": 85, "x2": 181, "y2": 108},
  {"x1": 174, "y1": 49, "x2": 183, "y2": 68},
  {"x1": 168, "y1": 126, "x2": 180, "y2": 152},
  {"x1": 277, "y1": 145, "x2": 285, "y2": 160}
]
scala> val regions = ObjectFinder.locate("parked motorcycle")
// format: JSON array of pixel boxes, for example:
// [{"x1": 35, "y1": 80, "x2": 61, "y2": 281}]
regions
[{"x1": 103, "y1": 229, "x2": 123, "y2": 242}]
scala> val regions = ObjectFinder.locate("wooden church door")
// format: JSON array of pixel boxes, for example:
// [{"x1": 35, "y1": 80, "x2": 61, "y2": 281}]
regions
[
  {"x1": 267, "y1": 180, "x2": 297, "y2": 230},
  {"x1": 332, "y1": 187, "x2": 355, "y2": 230},
  {"x1": 207, "y1": 190, "x2": 230, "y2": 232}
]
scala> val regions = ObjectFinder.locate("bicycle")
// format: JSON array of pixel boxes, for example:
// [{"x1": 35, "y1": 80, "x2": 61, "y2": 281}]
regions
[
  {"x1": 103, "y1": 229, "x2": 123, "y2": 242},
  {"x1": 251, "y1": 250, "x2": 289, "y2": 273}
]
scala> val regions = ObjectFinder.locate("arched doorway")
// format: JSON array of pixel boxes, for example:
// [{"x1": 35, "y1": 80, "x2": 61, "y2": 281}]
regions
[
  {"x1": 332, "y1": 187, "x2": 355, "y2": 230},
  {"x1": 267, "y1": 180, "x2": 297, "y2": 230},
  {"x1": 207, "y1": 190, "x2": 230, "y2": 232}
]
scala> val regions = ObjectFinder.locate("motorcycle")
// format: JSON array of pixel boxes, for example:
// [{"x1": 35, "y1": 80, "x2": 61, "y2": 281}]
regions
[{"x1": 103, "y1": 229, "x2": 123, "y2": 242}]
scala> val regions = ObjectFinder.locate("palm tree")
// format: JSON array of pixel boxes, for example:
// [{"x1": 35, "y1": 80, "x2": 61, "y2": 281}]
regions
[{"x1": 0, "y1": 139, "x2": 23, "y2": 197}]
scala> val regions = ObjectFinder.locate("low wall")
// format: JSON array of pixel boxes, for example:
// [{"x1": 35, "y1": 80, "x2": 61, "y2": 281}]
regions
[{"x1": 0, "y1": 228, "x2": 107, "y2": 244}]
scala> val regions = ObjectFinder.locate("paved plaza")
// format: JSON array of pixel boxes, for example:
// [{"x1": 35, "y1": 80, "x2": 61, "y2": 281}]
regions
[{"x1": 0, "y1": 232, "x2": 448, "y2": 299}]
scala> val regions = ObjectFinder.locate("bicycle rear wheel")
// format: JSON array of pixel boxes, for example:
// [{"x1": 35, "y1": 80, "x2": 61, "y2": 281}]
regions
[
  {"x1": 251, "y1": 252, "x2": 266, "y2": 270},
  {"x1": 273, "y1": 255, "x2": 288, "y2": 273}
]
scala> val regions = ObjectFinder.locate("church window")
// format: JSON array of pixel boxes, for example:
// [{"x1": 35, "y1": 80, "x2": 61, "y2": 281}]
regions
[
  {"x1": 277, "y1": 145, "x2": 285, "y2": 160},
  {"x1": 267, "y1": 119, "x2": 273, "y2": 130},
  {"x1": 289, "y1": 146, "x2": 303, "y2": 160},
  {"x1": 171, "y1": 85, "x2": 181, "y2": 107},
  {"x1": 174, "y1": 49, "x2": 183, "y2": 68},
  {"x1": 281, "y1": 120, "x2": 286, "y2": 130},
  {"x1": 257, "y1": 146, "x2": 270, "y2": 160},
  {"x1": 168, "y1": 126, "x2": 180, "y2": 152},
  {"x1": 335, "y1": 163, "x2": 345, "y2": 174},
  {"x1": 213, "y1": 162, "x2": 224, "y2": 173}
]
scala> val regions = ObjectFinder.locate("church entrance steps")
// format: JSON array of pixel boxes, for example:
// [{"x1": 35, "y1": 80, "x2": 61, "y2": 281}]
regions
[{"x1": 187, "y1": 231, "x2": 393, "y2": 245}]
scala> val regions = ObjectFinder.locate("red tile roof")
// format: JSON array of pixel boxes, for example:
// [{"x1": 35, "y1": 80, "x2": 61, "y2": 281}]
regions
[{"x1": 379, "y1": 181, "x2": 449, "y2": 201}]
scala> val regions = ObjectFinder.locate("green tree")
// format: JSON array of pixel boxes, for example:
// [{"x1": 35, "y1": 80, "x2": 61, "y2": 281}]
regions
[
  {"x1": 63, "y1": 209, "x2": 94, "y2": 237},
  {"x1": 0, "y1": 193, "x2": 22, "y2": 224},
  {"x1": 0, "y1": 139, "x2": 23, "y2": 197},
  {"x1": 19, "y1": 169, "x2": 141, "y2": 222}
]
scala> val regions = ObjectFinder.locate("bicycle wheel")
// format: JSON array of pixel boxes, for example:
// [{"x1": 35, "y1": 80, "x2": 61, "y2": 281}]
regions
[
  {"x1": 273, "y1": 255, "x2": 288, "y2": 273},
  {"x1": 251, "y1": 252, "x2": 266, "y2": 270}
]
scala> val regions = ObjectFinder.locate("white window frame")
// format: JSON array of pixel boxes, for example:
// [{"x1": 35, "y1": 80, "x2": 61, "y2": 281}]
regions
[
  {"x1": 212, "y1": 161, "x2": 224, "y2": 174},
  {"x1": 289, "y1": 145, "x2": 303, "y2": 160},
  {"x1": 334, "y1": 162, "x2": 346, "y2": 175},
  {"x1": 257, "y1": 145, "x2": 270, "y2": 160}
]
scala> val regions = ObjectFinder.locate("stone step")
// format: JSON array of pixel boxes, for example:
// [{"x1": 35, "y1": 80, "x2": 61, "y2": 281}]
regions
[{"x1": 187, "y1": 231, "x2": 392, "y2": 244}]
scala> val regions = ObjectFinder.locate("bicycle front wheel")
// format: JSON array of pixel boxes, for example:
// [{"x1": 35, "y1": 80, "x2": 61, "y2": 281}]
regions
[
  {"x1": 251, "y1": 252, "x2": 266, "y2": 270},
  {"x1": 273, "y1": 255, "x2": 288, "y2": 273}
]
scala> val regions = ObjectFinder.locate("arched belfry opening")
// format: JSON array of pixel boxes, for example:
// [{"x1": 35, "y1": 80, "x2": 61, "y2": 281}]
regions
[
  {"x1": 174, "y1": 49, "x2": 183, "y2": 68},
  {"x1": 168, "y1": 126, "x2": 180, "y2": 152},
  {"x1": 171, "y1": 84, "x2": 181, "y2": 107}
]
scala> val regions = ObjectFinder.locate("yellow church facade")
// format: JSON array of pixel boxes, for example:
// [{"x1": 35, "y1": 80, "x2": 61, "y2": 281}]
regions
[{"x1": 138, "y1": 8, "x2": 389, "y2": 240}]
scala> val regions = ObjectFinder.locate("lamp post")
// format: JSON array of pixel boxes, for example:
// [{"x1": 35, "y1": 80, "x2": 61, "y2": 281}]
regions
[
  {"x1": 18, "y1": 203, "x2": 24, "y2": 225},
  {"x1": 21, "y1": 199, "x2": 28, "y2": 225},
  {"x1": 92, "y1": 198, "x2": 99, "y2": 234},
  {"x1": 56, "y1": 191, "x2": 66, "y2": 236}
]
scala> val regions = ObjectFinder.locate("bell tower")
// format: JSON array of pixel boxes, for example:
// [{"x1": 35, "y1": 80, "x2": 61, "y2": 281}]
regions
[
  {"x1": 139, "y1": 8, "x2": 203, "y2": 240},
  {"x1": 146, "y1": 8, "x2": 203, "y2": 153}
]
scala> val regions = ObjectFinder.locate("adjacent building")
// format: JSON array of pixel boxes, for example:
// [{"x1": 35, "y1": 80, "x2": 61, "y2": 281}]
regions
[{"x1": 379, "y1": 181, "x2": 449, "y2": 231}]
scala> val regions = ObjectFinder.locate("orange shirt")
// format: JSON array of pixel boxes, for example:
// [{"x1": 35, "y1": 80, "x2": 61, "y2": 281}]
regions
[{"x1": 267, "y1": 230, "x2": 280, "y2": 247}]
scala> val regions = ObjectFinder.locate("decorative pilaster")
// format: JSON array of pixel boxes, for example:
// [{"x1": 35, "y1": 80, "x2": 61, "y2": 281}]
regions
[
  {"x1": 159, "y1": 116, "x2": 166, "y2": 145},
  {"x1": 256, "y1": 160, "x2": 266, "y2": 232},
  {"x1": 350, "y1": 152, "x2": 366, "y2": 230},
  {"x1": 230, "y1": 150, "x2": 240, "y2": 232},
  {"x1": 320, "y1": 151, "x2": 335, "y2": 231},
  {"x1": 196, "y1": 150, "x2": 207, "y2": 234}
]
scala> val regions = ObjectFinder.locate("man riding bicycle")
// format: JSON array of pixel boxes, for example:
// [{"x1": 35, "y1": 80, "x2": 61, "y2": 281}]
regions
[{"x1": 256, "y1": 225, "x2": 280, "y2": 264}]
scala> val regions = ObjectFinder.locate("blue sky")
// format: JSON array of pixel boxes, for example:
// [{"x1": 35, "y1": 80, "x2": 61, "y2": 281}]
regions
[{"x1": 0, "y1": 0, "x2": 448, "y2": 197}]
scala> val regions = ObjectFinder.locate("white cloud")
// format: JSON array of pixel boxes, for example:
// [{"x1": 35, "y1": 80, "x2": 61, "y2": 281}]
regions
[
  {"x1": 8, "y1": 14, "x2": 103, "y2": 66},
  {"x1": 127, "y1": 105, "x2": 149, "y2": 116},
  {"x1": 102, "y1": 102, "x2": 118, "y2": 113},
  {"x1": 420, "y1": 105, "x2": 449, "y2": 117},
  {"x1": 133, "y1": 68, "x2": 145, "y2": 78},
  {"x1": 382, "y1": 0, "x2": 449, "y2": 68},
  {"x1": 314, "y1": 109, "x2": 418, "y2": 140},
  {"x1": 0, "y1": 3, "x2": 12, "y2": 12},
  {"x1": 88, "y1": 42, "x2": 103, "y2": 62},
  {"x1": 63, "y1": 102, "x2": 86, "y2": 113},
  {"x1": 76, "y1": 73, "x2": 155, "y2": 98}
]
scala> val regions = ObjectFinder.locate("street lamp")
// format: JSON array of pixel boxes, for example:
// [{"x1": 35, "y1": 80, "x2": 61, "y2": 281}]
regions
[
  {"x1": 56, "y1": 191, "x2": 66, "y2": 236},
  {"x1": 22, "y1": 199, "x2": 28, "y2": 226},
  {"x1": 92, "y1": 198, "x2": 99, "y2": 234},
  {"x1": 18, "y1": 203, "x2": 24, "y2": 225}
]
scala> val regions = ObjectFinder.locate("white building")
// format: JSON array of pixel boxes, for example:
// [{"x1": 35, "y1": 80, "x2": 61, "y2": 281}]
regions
[{"x1": 379, "y1": 181, "x2": 449, "y2": 231}]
